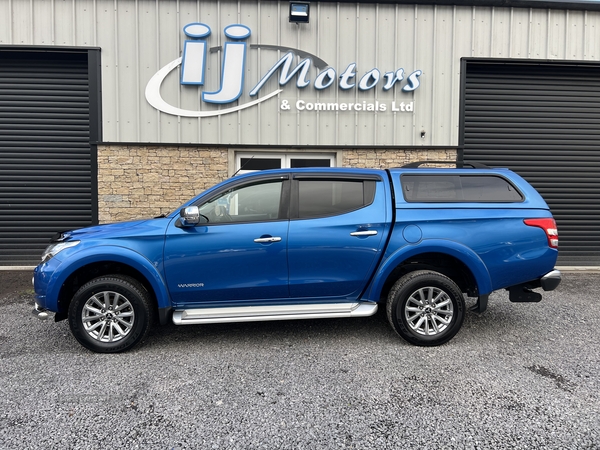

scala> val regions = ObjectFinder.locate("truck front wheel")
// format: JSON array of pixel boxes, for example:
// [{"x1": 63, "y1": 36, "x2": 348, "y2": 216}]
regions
[
  {"x1": 386, "y1": 270, "x2": 465, "y2": 346},
  {"x1": 68, "y1": 275, "x2": 154, "y2": 353}
]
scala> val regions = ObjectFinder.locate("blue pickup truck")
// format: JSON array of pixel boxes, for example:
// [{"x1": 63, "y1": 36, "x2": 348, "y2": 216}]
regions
[{"x1": 33, "y1": 164, "x2": 561, "y2": 353}]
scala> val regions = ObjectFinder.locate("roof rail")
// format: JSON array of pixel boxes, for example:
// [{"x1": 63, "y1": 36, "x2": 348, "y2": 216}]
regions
[{"x1": 401, "y1": 161, "x2": 491, "y2": 169}]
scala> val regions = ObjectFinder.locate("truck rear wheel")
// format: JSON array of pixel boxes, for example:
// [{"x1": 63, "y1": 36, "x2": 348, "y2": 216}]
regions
[
  {"x1": 386, "y1": 270, "x2": 465, "y2": 346},
  {"x1": 68, "y1": 275, "x2": 154, "y2": 353}
]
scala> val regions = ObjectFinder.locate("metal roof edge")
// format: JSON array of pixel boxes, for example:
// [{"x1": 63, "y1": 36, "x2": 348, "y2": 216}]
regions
[{"x1": 305, "y1": 0, "x2": 600, "y2": 12}]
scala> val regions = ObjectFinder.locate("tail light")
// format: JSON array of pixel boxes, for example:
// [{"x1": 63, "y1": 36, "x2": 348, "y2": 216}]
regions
[{"x1": 524, "y1": 218, "x2": 558, "y2": 249}]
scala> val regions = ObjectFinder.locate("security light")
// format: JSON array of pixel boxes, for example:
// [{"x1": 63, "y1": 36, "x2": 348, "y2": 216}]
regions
[{"x1": 289, "y1": 2, "x2": 310, "y2": 24}]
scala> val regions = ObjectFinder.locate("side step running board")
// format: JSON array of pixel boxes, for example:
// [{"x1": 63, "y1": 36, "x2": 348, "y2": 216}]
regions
[{"x1": 172, "y1": 302, "x2": 378, "y2": 325}]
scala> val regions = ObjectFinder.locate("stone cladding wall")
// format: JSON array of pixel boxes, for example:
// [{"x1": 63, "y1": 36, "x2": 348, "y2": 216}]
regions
[
  {"x1": 342, "y1": 148, "x2": 456, "y2": 169},
  {"x1": 98, "y1": 145, "x2": 457, "y2": 223},
  {"x1": 97, "y1": 145, "x2": 229, "y2": 223}
]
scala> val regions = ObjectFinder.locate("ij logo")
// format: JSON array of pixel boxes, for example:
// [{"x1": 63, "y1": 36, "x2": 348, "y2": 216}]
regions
[{"x1": 145, "y1": 22, "x2": 422, "y2": 117}]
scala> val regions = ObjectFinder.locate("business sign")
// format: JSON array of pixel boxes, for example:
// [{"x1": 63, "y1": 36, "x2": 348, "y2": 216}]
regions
[{"x1": 145, "y1": 22, "x2": 422, "y2": 118}]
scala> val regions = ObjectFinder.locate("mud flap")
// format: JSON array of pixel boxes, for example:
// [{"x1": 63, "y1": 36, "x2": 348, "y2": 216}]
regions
[{"x1": 470, "y1": 294, "x2": 489, "y2": 313}]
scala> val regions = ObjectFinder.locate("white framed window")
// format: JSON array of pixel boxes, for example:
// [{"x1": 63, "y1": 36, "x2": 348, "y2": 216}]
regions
[{"x1": 234, "y1": 152, "x2": 336, "y2": 175}]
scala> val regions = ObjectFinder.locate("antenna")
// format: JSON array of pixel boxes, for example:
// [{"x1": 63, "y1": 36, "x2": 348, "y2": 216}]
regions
[{"x1": 231, "y1": 155, "x2": 255, "y2": 177}]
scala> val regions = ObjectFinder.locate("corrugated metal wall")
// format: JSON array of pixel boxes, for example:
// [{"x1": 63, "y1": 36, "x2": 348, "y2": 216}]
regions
[
  {"x1": 463, "y1": 60, "x2": 600, "y2": 265},
  {"x1": 1, "y1": 1, "x2": 598, "y2": 146}
]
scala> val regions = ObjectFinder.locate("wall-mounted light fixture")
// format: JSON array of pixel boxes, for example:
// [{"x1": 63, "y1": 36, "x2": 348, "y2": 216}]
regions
[{"x1": 289, "y1": 2, "x2": 310, "y2": 24}]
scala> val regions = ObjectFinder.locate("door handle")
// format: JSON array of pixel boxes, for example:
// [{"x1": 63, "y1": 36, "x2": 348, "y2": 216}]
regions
[
  {"x1": 350, "y1": 230, "x2": 378, "y2": 237},
  {"x1": 254, "y1": 236, "x2": 282, "y2": 243}
]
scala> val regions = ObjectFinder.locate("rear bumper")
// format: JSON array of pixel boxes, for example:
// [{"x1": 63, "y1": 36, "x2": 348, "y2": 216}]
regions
[
  {"x1": 540, "y1": 269, "x2": 562, "y2": 291},
  {"x1": 508, "y1": 269, "x2": 561, "y2": 303}
]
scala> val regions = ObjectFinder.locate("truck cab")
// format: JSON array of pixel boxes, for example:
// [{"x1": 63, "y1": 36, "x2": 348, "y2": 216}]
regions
[{"x1": 33, "y1": 164, "x2": 561, "y2": 352}]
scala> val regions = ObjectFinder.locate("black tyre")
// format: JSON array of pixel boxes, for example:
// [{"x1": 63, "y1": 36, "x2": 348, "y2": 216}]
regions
[
  {"x1": 386, "y1": 270, "x2": 465, "y2": 346},
  {"x1": 68, "y1": 275, "x2": 154, "y2": 353}
]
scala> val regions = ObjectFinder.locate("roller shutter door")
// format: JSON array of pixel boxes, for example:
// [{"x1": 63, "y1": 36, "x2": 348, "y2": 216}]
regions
[
  {"x1": 462, "y1": 61, "x2": 600, "y2": 266},
  {"x1": 0, "y1": 50, "x2": 97, "y2": 266}
]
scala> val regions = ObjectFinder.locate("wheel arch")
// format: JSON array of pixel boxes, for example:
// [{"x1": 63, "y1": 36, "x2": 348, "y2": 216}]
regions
[
  {"x1": 365, "y1": 240, "x2": 493, "y2": 303},
  {"x1": 50, "y1": 248, "x2": 171, "y2": 321}
]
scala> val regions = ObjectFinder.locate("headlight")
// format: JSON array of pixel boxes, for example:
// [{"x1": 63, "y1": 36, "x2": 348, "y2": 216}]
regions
[{"x1": 41, "y1": 241, "x2": 80, "y2": 262}]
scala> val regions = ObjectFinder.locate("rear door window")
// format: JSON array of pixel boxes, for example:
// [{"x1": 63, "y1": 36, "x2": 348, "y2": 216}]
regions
[{"x1": 296, "y1": 179, "x2": 376, "y2": 218}]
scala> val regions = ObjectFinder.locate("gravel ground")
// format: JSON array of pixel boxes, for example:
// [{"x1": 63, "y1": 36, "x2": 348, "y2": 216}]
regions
[{"x1": 1, "y1": 271, "x2": 599, "y2": 449}]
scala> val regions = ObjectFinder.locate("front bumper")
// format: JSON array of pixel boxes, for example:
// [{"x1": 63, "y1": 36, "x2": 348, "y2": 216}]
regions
[{"x1": 32, "y1": 302, "x2": 51, "y2": 320}]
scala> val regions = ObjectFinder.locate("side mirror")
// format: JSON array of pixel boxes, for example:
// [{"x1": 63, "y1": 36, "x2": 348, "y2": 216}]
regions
[{"x1": 179, "y1": 206, "x2": 200, "y2": 227}]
